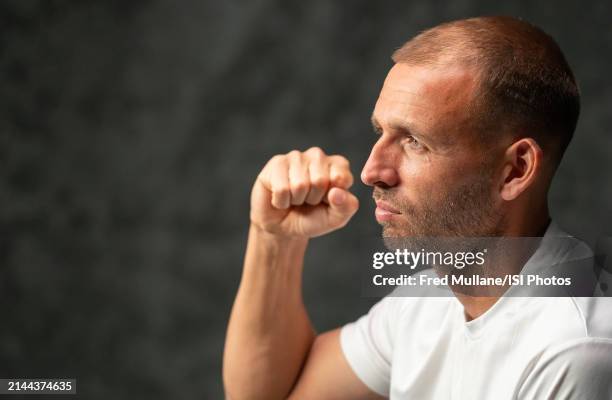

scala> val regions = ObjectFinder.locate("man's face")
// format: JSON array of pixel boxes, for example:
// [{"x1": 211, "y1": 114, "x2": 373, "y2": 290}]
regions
[{"x1": 362, "y1": 63, "x2": 505, "y2": 237}]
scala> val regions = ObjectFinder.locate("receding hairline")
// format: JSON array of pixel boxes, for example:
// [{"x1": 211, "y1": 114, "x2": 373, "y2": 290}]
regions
[
  {"x1": 391, "y1": 16, "x2": 570, "y2": 69},
  {"x1": 388, "y1": 16, "x2": 581, "y2": 165}
]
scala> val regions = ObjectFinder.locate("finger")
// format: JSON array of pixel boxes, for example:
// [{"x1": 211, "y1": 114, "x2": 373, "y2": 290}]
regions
[
  {"x1": 288, "y1": 151, "x2": 310, "y2": 205},
  {"x1": 268, "y1": 156, "x2": 290, "y2": 209},
  {"x1": 305, "y1": 151, "x2": 329, "y2": 205},
  {"x1": 328, "y1": 155, "x2": 354, "y2": 189},
  {"x1": 325, "y1": 187, "x2": 359, "y2": 228}
]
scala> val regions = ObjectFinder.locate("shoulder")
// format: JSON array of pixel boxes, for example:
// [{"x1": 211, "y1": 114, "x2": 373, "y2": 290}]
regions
[{"x1": 517, "y1": 337, "x2": 612, "y2": 399}]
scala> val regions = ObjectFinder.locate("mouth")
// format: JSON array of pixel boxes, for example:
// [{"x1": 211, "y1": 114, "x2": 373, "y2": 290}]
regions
[{"x1": 374, "y1": 200, "x2": 401, "y2": 222}]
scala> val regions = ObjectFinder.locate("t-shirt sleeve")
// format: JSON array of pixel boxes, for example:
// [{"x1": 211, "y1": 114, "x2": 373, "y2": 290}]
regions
[
  {"x1": 340, "y1": 296, "x2": 402, "y2": 397},
  {"x1": 517, "y1": 337, "x2": 612, "y2": 400}
]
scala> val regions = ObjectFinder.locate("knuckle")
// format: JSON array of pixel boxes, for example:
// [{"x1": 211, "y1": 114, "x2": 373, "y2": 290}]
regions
[
  {"x1": 292, "y1": 180, "x2": 310, "y2": 193},
  {"x1": 332, "y1": 173, "x2": 352, "y2": 187},
  {"x1": 311, "y1": 175, "x2": 329, "y2": 189},
  {"x1": 274, "y1": 186, "x2": 290, "y2": 197},
  {"x1": 287, "y1": 150, "x2": 301, "y2": 159},
  {"x1": 330, "y1": 155, "x2": 350, "y2": 167},
  {"x1": 331, "y1": 175, "x2": 345, "y2": 186},
  {"x1": 269, "y1": 154, "x2": 285, "y2": 165},
  {"x1": 306, "y1": 146, "x2": 325, "y2": 158},
  {"x1": 266, "y1": 155, "x2": 287, "y2": 172}
]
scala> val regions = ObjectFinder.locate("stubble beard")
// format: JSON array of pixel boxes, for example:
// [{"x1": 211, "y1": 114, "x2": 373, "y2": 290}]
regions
[{"x1": 374, "y1": 169, "x2": 505, "y2": 239}]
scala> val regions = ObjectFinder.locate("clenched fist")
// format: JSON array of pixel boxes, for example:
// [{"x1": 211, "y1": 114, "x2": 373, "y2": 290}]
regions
[{"x1": 250, "y1": 147, "x2": 359, "y2": 238}]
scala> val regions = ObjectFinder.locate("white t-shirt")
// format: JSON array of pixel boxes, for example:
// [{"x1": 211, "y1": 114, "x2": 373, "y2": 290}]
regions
[{"x1": 341, "y1": 222, "x2": 612, "y2": 399}]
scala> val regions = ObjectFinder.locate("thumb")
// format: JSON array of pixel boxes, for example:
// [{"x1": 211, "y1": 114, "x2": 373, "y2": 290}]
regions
[{"x1": 326, "y1": 187, "x2": 359, "y2": 228}]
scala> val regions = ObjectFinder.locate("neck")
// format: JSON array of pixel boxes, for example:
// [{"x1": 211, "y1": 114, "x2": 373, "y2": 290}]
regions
[
  {"x1": 457, "y1": 295, "x2": 499, "y2": 321},
  {"x1": 456, "y1": 204, "x2": 551, "y2": 321}
]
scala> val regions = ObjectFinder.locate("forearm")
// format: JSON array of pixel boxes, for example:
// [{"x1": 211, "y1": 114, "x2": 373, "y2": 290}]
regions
[{"x1": 223, "y1": 224, "x2": 315, "y2": 400}]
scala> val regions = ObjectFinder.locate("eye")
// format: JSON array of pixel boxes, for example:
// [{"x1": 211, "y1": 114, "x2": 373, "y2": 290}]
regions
[{"x1": 402, "y1": 135, "x2": 425, "y2": 152}]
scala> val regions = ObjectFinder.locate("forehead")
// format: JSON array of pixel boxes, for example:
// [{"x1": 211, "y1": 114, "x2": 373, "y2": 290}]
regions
[{"x1": 373, "y1": 63, "x2": 479, "y2": 144}]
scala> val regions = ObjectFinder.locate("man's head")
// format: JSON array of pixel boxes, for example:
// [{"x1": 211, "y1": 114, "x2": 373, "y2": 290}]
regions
[{"x1": 362, "y1": 16, "x2": 580, "y2": 237}]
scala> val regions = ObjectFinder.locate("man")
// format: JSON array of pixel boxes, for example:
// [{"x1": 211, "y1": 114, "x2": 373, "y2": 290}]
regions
[{"x1": 223, "y1": 16, "x2": 612, "y2": 399}]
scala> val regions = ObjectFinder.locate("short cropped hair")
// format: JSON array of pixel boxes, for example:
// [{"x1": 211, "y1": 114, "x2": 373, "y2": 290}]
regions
[{"x1": 392, "y1": 16, "x2": 580, "y2": 164}]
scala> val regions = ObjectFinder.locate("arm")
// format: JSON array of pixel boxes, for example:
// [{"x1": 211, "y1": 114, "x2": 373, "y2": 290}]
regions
[
  {"x1": 223, "y1": 224, "x2": 311, "y2": 399},
  {"x1": 223, "y1": 147, "x2": 382, "y2": 399},
  {"x1": 288, "y1": 329, "x2": 387, "y2": 400}
]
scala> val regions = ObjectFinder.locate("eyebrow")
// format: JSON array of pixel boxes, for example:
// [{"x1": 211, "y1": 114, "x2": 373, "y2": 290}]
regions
[{"x1": 371, "y1": 114, "x2": 426, "y2": 141}]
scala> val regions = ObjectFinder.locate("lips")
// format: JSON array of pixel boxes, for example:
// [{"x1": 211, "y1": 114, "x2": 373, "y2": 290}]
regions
[
  {"x1": 374, "y1": 200, "x2": 401, "y2": 222},
  {"x1": 375, "y1": 200, "x2": 400, "y2": 214}
]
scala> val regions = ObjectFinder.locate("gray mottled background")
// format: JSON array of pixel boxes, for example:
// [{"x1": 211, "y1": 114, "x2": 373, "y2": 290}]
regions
[{"x1": 1, "y1": 0, "x2": 610, "y2": 398}]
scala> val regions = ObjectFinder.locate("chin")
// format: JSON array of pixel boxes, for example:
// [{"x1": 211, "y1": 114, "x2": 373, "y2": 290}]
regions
[{"x1": 381, "y1": 224, "x2": 422, "y2": 238}]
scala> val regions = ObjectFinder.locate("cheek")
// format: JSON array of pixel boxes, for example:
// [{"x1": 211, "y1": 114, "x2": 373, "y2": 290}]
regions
[
  {"x1": 397, "y1": 157, "x2": 476, "y2": 201},
  {"x1": 395, "y1": 157, "x2": 441, "y2": 200},
  {"x1": 397, "y1": 150, "x2": 433, "y2": 176}
]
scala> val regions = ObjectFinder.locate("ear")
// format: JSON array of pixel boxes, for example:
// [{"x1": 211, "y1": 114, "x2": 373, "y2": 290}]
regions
[{"x1": 499, "y1": 138, "x2": 543, "y2": 201}]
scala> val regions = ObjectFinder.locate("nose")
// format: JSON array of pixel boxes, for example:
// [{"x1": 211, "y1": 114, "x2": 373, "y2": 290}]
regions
[{"x1": 361, "y1": 138, "x2": 399, "y2": 188}]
